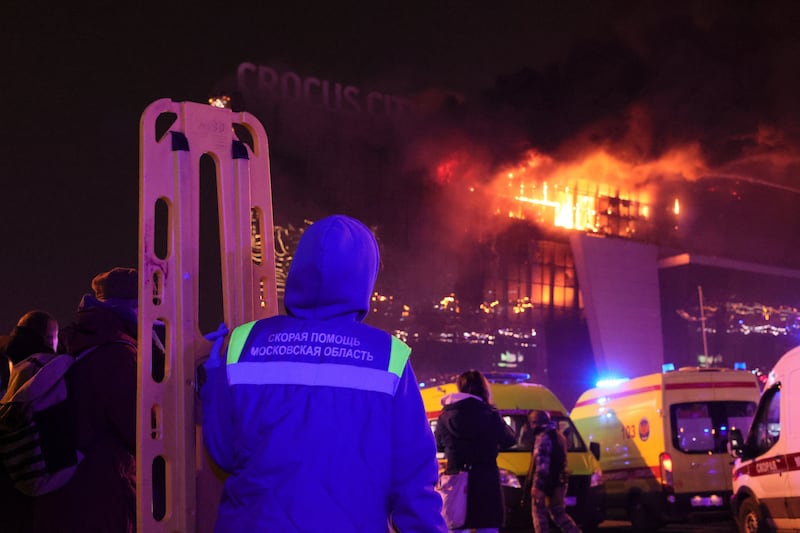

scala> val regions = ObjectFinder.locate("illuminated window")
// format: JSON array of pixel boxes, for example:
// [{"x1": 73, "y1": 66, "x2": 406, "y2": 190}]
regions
[
  {"x1": 671, "y1": 401, "x2": 757, "y2": 454},
  {"x1": 522, "y1": 240, "x2": 580, "y2": 310}
]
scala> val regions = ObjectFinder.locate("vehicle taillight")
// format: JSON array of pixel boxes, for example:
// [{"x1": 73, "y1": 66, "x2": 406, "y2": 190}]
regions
[{"x1": 659, "y1": 452, "x2": 674, "y2": 492}]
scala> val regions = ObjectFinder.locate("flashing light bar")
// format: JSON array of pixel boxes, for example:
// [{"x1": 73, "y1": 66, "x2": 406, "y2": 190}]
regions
[{"x1": 595, "y1": 377, "x2": 629, "y2": 388}]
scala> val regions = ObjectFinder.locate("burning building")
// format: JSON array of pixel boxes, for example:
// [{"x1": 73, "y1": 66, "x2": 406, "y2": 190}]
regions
[{"x1": 216, "y1": 55, "x2": 800, "y2": 406}]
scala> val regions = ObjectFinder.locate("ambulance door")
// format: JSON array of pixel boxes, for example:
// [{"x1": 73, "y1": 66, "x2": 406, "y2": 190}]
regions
[
  {"x1": 783, "y1": 367, "x2": 800, "y2": 526},
  {"x1": 743, "y1": 385, "x2": 791, "y2": 526},
  {"x1": 668, "y1": 398, "x2": 757, "y2": 507}
]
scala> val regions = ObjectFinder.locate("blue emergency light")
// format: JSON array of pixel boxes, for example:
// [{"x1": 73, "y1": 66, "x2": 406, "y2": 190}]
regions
[{"x1": 595, "y1": 377, "x2": 629, "y2": 388}]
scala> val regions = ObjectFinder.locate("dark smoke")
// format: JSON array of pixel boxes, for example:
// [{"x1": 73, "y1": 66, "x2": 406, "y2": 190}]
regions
[{"x1": 398, "y1": 5, "x2": 800, "y2": 281}]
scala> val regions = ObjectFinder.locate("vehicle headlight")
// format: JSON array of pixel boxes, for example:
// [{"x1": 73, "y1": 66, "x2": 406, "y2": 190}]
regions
[
  {"x1": 499, "y1": 468, "x2": 521, "y2": 489},
  {"x1": 590, "y1": 468, "x2": 603, "y2": 488}
]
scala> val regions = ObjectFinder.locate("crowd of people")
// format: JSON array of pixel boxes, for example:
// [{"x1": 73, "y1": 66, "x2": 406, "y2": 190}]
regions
[
  {"x1": 0, "y1": 215, "x2": 579, "y2": 533},
  {"x1": 1, "y1": 267, "x2": 140, "y2": 532}
]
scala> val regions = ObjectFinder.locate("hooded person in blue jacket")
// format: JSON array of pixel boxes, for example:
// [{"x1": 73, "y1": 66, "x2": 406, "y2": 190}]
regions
[{"x1": 201, "y1": 214, "x2": 447, "y2": 533}]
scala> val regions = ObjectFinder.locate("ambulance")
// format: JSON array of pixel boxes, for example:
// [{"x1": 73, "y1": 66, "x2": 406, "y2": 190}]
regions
[
  {"x1": 421, "y1": 373, "x2": 605, "y2": 530},
  {"x1": 729, "y1": 346, "x2": 800, "y2": 533},
  {"x1": 570, "y1": 367, "x2": 760, "y2": 531}
]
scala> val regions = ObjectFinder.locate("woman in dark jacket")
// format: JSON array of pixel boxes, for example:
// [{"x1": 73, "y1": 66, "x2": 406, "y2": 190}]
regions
[{"x1": 435, "y1": 370, "x2": 517, "y2": 532}]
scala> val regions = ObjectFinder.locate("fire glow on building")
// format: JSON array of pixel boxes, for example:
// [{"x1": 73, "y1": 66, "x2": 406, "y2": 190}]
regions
[
  {"x1": 446, "y1": 145, "x2": 703, "y2": 240},
  {"x1": 228, "y1": 67, "x2": 800, "y2": 387},
  {"x1": 366, "y1": 142, "x2": 700, "y2": 383},
  {"x1": 412, "y1": 137, "x2": 800, "y2": 380}
]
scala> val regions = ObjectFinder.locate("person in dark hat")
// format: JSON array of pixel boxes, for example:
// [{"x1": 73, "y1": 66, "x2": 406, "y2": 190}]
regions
[
  {"x1": 90, "y1": 266, "x2": 139, "y2": 320},
  {"x1": 525, "y1": 410, "x2": 580, "y2": 533},
  {"x1": 32, "y1": 267, "x2": 139, "y2": 533}
]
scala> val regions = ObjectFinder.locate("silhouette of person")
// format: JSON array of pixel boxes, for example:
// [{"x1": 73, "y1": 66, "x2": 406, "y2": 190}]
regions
[
  {"x1": 0, "y1": 309, "x2": 59, "y2": 533},
  {"x1": 434, "y1": 369, "x2": 517, "y2": 532},
  {"x1": 33, "y1": 268, "x2": 139, "y2": 533},
  {"x1": 526, "y1": 410, "x2": 580, "y2": 533}
]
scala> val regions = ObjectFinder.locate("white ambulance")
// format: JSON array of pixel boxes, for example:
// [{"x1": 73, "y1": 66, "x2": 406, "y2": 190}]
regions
[
  {"x1": 570, "y1": 367, "x2": 760, "y2": 531},
  {"x1": 729, "y1": 346, "x2": 800, "y2": 533}
]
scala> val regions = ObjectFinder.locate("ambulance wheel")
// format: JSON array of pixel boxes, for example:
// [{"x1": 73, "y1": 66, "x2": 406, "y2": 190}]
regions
[{"x1": 738, "y1": 497, "x2": 766, "y2": 533}]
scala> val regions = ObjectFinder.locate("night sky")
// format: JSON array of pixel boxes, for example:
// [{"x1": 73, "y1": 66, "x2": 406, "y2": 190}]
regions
[{"x1": 3, "y1": 1, "x2": 800, "y2": 332}]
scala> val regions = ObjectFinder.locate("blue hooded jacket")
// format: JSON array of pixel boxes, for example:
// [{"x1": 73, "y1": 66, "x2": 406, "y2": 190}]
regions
[{"x1": 201, "y1": 215, "x2": 446, "y2": 532}]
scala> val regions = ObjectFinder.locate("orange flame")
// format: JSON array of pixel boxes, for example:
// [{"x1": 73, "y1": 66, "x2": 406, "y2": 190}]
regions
[{"x1": 475, "y1": 144, "x2": 707, "y2": 234}]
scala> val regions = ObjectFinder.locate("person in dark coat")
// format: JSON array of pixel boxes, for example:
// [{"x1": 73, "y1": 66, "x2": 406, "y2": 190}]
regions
[
  {"x1": 32, "y1": 267, "x2": 141, "y2": 533},
  {"x1": 0, "y1": 309, "x2": 60, "y2": 533},
  {"x1": 435, "y1": 369, "x2": 517, "y2": 532},
  {"x1": 526, "y1": 410, "x2": 580, "y2": 533}
]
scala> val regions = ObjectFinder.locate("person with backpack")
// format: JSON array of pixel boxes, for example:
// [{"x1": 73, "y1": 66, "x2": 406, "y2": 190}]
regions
[
  {"x1": 32, "y1": 267, "x2": 140, "y2": 533},
  {"x1": 526, "y1": 410, "x2": 581, "y2": 533},
  {"x1": 0, "y1": 309, "x2": 60, "y2": 533}
]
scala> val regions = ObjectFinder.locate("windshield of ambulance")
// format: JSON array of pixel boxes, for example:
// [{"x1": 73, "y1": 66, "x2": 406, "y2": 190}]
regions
[
  {"x1": 501, "y1": 413, "x2": 588, "y2": 453},
  {"x1": 670, "y1": 401, "x2": 756, "y2": 454}
]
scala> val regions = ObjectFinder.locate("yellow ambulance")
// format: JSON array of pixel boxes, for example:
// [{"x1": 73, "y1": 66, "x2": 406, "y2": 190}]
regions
[
  {"x1": 421, "y1": 373, "x2": 605, "y2": 530},
  {"x1": 570, "y1": 367, "x2": 761, "y2": 531}
]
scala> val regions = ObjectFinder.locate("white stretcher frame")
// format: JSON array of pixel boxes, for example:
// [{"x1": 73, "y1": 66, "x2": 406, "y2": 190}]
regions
[{"x1": 138, "y1": 99, "x2": 277, "y2": 533}]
